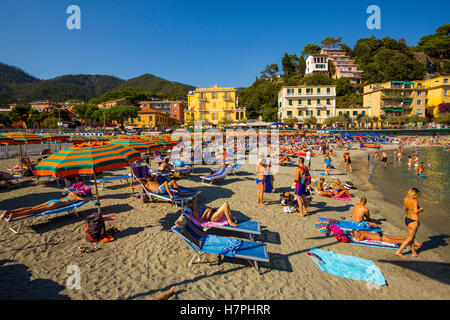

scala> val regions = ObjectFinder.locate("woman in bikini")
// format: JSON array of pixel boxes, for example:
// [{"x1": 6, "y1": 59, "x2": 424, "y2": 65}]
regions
[
  {"x1": 0, "y1": 185, "x2": 92, "y2": 223},
  {"x1": 137, "y1": 175, "x2": 184, "y2": 201},
  {"x1": 185, "y1": 199, "x2": 238, "y2": 227},
  {"x1": 331, "y1": 180, "x2": 351, "y2": 198},
  {"x1": 395, "y1": 188, "x2": 423, "y2": 258},
  {"x1": 317, "y1": 177, "x2": 333, "y2": 197},
  {"x1": 256, "y1": 160, "x2": 269, "y2": 205},
  {"x1": 349, "y1": 229, "x2": 421, "y2": 247}
]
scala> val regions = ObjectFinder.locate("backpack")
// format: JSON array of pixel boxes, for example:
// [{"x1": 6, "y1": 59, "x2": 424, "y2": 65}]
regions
[
  {"x1": 301, "y1": 167, "x2": 312, "y2": 185},
  {"x1": 84, "y1": 211, "x2": 106, "y2": 242}
]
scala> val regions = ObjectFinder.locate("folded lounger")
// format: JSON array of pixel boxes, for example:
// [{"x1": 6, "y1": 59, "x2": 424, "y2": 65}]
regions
[
  {"x1": 132, "y1": 165, "x2": 199, "y2": 208},
  {"x1": 171, "y1": 215, "x2": 269, "y2": 275},
  {"x1": 182, "y1": 206, "x2": 261, "y2": 241},
  {"x1": 200, "y1": 166, "x2": 232, "y2": 185},
  {"x1": 317, "y1": 217, "x2": 383, "y2": 233}
]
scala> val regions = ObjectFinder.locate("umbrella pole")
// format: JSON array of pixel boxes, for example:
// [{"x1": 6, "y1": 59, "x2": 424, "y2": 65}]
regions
[
  {"x1": 93, "y1": 171, "x2": 101, "y2": 214},
  {"x1": 130, "y1": 166, "x2": 133, "y2": 197}
]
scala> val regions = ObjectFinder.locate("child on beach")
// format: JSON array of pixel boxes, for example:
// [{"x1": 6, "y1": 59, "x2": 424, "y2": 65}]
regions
[{"x1": 416, "y1": 162, "x2": 424, "y2": 176}]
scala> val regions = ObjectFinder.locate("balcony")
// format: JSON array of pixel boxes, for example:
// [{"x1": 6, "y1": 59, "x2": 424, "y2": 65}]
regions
[
  {"x1": 223, "y1": 96, "x2": 234, "y2": 101},
  {"x1": 286, "y1": 92, "x2": 334, "y2": 97}
]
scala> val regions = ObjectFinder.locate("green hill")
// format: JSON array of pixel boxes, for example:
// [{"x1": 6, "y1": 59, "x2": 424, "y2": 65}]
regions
[{"x1": 0, "y1": 63, "x2": 195, "y2": 107}]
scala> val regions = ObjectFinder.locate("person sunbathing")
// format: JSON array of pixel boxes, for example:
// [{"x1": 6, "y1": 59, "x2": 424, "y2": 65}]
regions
[
  {"x1": 348, "y1": 229, "x2": 421, "y2": 247},
  {"x1": 137, "y1": 175, "x2": 183, "y2": 201},
  {"x1": 0, "y1": 185, "x2": 92, "y2": 223},
  {"x1": 331, "y1": 180, "x2": 351, "y2": 198},
  {"x1": 317, "y1": 177, "x2": 333, "y2": 197},
  {"x1": 185, "y1": 199, "x2": 238, "y2": 227},
  {"x1": 351, "y1": 197, "x2": 378, "y2": 228},
  {"x1": 158, "y1": 157, "x2": 172, "y2": 172}
]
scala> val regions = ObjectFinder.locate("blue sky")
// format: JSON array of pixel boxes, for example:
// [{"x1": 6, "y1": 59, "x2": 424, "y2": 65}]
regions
[{"x1": 0, "y1": 0, "x2": 449, "y2": 88}]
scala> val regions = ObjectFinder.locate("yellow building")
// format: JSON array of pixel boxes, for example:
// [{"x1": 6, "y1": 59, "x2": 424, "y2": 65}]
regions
[
  {"x1": 127, "y1": 107, "x2": 169, "y2": 128},
  {"x1": 363, "y1": 81, "x2": 426, "y2": 117},
  {"x1": 278, "y1": 85, "x2": 336, "y2": 124},
  {"x1": 184, "y1": 85, "x2": 246, "y2": 125},
  {"x1": 414, "y1": 76, "x2": 450, "y2": 116}
]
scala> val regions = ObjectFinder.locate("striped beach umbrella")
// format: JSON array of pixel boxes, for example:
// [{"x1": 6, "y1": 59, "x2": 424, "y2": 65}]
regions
[
  {"x1": 44, "y1": 134, "x2": 69, "y2": 142},
  {"x1": 0, "y1": 134, "x2": 12, "y2": 144},
  {"x1": 4, "y1": 132, "x2": 44, "y2": 144},
  {"x1": 3, "y1": 132, "x2": 44, "y2": 156},
  {"x1": 34, "y1": 141, "x2": 141, "y2": 212},
  {"x1": 109, "y1": 136, "x2": 159, "y2": 152}
]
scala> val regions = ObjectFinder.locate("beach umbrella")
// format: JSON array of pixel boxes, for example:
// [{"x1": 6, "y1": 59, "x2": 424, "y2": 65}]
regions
[
  {"x1": 33, "y1": 141, "x2": 141, "y2": 213},
  {"x1": 3, "y1": 132, "x2": 44, "y2": 156},
  {"x1": 0, "y1": 134, "x2": 12, "y2": 144},
  {"x1": 109, "y1": 136, "x2": 159, "y2": 152}
]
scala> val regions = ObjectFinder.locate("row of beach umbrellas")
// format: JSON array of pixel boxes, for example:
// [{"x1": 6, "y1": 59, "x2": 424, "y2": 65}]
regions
[{"x1": 0, "y1": 132, "x2": 182, "y2": 213}]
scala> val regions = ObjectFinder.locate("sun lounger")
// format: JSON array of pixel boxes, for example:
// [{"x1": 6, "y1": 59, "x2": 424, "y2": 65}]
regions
[
  {"x1": 200, "y1": 166, "x2": 232, "y2": 185},
  {"x1": 132, "y1": 165, "x2": 199, "y2": 207},
  {"x1": 3, "y1": 200, "x2": 90, "y2": 234},
  {"x1": 90, "y1": 173, "x2": 131, "y2": 190},
  {"x1": 182, "y1": 206, "x2": 261, "y2": 241},
  {"x1": 172, "y1": 215, "x2": 269, "y2": 275},
  {"x1": 0, "y1": 171, "x2": 22, "y2": 188}
]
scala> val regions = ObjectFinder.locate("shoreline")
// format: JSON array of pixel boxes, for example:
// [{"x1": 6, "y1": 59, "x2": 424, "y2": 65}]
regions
[{"x1": 344, "y1": 144, "x2": 450, "y2": 261}]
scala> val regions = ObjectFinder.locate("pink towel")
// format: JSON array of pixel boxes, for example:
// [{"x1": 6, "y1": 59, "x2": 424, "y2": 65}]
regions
[
  {"x1": 184, "y1": 207, "x2": 229, "y2": 227},
  {"x1": 332, "y1": 195, "x2": 352, "y2": 201}
]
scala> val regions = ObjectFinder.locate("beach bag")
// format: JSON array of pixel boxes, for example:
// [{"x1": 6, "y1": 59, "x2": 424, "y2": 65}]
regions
[
  {"x1": 84, "y1": 212, "x2": 106, "y2": 242},
  {"x1": 301, "y1": 167, "x2": 312, "y2": 185}
]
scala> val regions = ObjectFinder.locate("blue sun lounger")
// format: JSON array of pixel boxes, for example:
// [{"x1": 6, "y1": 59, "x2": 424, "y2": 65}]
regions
[
  {"x1": 4, "y1": 200, "x2": 90, "y2": 234},
  {"x1": 132, "y1": 165, "x2": 199, "y2": 208},
  {"x1": 90, "y1": 173, "x2": 131, "y2": 190},
  {"x1": 201, "y1": 166, "x2": 232, "y2": 185},
  {"x1": 182, "y1": 207, "x2": 261, "y2": 241},
  {"x1": 172, "y1": 215, "x2": 269, "y2": 275}
]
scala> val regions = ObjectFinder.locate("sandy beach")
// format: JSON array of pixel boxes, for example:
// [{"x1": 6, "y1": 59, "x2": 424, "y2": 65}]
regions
[{"x1": 0, "y1": 144, "x2": 449, "y2": 300}]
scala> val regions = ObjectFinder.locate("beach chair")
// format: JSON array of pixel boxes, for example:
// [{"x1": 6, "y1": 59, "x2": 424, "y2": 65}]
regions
[
  {"x1": 131, "y1": 165, "x2": 199, "y2": 208},
  {"x1": 200, "y1": 166, "x2": 232, "y2": 185},
  {"x1": 0, "y1": 171, "x2": 22, "y2": 188},
  {"x1": 229, "y1": 163, "x2": 242, "y2": 175},
  {"x1": 90, "y1": 173, "x2": 132, "y2": 191},
  {"x1": 171, "y1": 215, "x2": 269, "y2": 275},
  {"x1": 182, "y1": 206, "x2": 261, "y2": 241},
  {"x1": 3, "y1": 186, "x2": 93, "y2": 234}
]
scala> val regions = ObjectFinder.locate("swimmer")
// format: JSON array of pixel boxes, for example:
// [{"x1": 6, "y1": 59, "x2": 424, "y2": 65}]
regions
[{"x1": 416, "y1": 161, "x2": 424, "y2": 176}]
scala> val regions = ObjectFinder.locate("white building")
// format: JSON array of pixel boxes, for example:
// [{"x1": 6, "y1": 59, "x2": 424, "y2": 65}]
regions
[
  {"x1": 305, "y1": 54, "x2": 329, "y2": 75},
  {"x1": 278, "y1": 85, "x2": 336, "y2": 124}
]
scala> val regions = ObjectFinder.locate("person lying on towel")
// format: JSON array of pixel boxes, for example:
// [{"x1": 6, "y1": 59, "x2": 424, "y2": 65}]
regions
[
  {"x1": 348, "y1": 229, "x2": 421, "y2": 248},
  {"x1": 0, "y1": 184, "x2": 92, "y2": 224},
  {"x1": 137, "y1": 175, "x2": 185, "y2": 200},
  {"x1": 331, "y1": 180, "x2": 351, "y2": 198},
  {"x1": 351, "y1": 197, "x2": 378, "y2": 228},
  {"x1": 185, "y1": 199, "x2": 238, "y2": 227}
]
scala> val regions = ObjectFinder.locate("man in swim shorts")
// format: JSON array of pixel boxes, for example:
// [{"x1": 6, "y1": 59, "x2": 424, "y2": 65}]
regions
[
  {"x1": 351, "y1": 197, "x2": 378, "y2": 228},
  {"x1": 381, "y1": 151, "x2": 388, "y2": 167}
]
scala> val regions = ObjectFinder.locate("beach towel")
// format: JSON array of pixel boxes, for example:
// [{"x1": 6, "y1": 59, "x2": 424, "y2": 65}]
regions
[
  {"x1": 316, "y1": 217, "x2": 383, "y2": 233},
  {"x1": 332, "y1": 194, "x2": 352, "y2": 201},
  {"x1": 202, "y1": 234, "x2": 242, "y2": 257},
  {"x1": 183, "y1": 206, "x2": 229, "y2": 228},
  {"x1": 264, "y1": 175, "x2": 274, "y2": 193},
  {"x1": 309, "y1": 248, "x2": 386, "y2": 286}
]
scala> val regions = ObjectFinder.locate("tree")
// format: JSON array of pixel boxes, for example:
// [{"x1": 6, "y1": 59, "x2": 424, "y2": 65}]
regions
[
  {"x1": 300, "y1": 73, "x2": 333, "y2": 86},
  {"x1": 435, "y1": 113, "x2": 450, "y2": 125},
  {"x1": 282, "y1": 53, "x2": 299, "y2": 76},
  {"x1": 260, "y1": 64, "x2": 279, "y2": 79},
  {"x1": 303, "y1": 116, "x2": 317, "y2": 127},
  {"x1": 321, "y1": 37, "x2": 343, "y2": 49},
  {"x1": 284, "y1": 115, "x2": 298, "y2": 128},
  {"x1": 29, "y1": 109, "x2": 48, "y2": 128},
  {"x1": 108, "y1": 105, "x2": 138, "y2": 129},
  {"x1": 43, "y1": 117, "x2": 59, "y2": 129},
  {"x1": 416, "y1": 24, "x2": 450, "y2": 60},
  {"x1": 301, "y1": 44, "x2": 321, "y2": 56},
  {"x1": 0, "y1": 113, "x2": 11, "y2": 127}
]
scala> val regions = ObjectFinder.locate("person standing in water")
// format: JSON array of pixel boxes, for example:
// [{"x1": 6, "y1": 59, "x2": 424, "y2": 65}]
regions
[
  {"x1": 416, "y1": 161, "x2": 424, "y2": 177},
  {"x1": 396, "y1": 188, "x2": 423, "y2": 258},
  {"x1": 381, "y1": 151, "x2": 388, "y2": 167}
]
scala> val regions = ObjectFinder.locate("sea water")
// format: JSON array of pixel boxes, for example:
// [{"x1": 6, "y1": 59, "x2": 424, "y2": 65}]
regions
[{"x1": 361, "y1": 146, "x2": 449, "y2": 254}]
